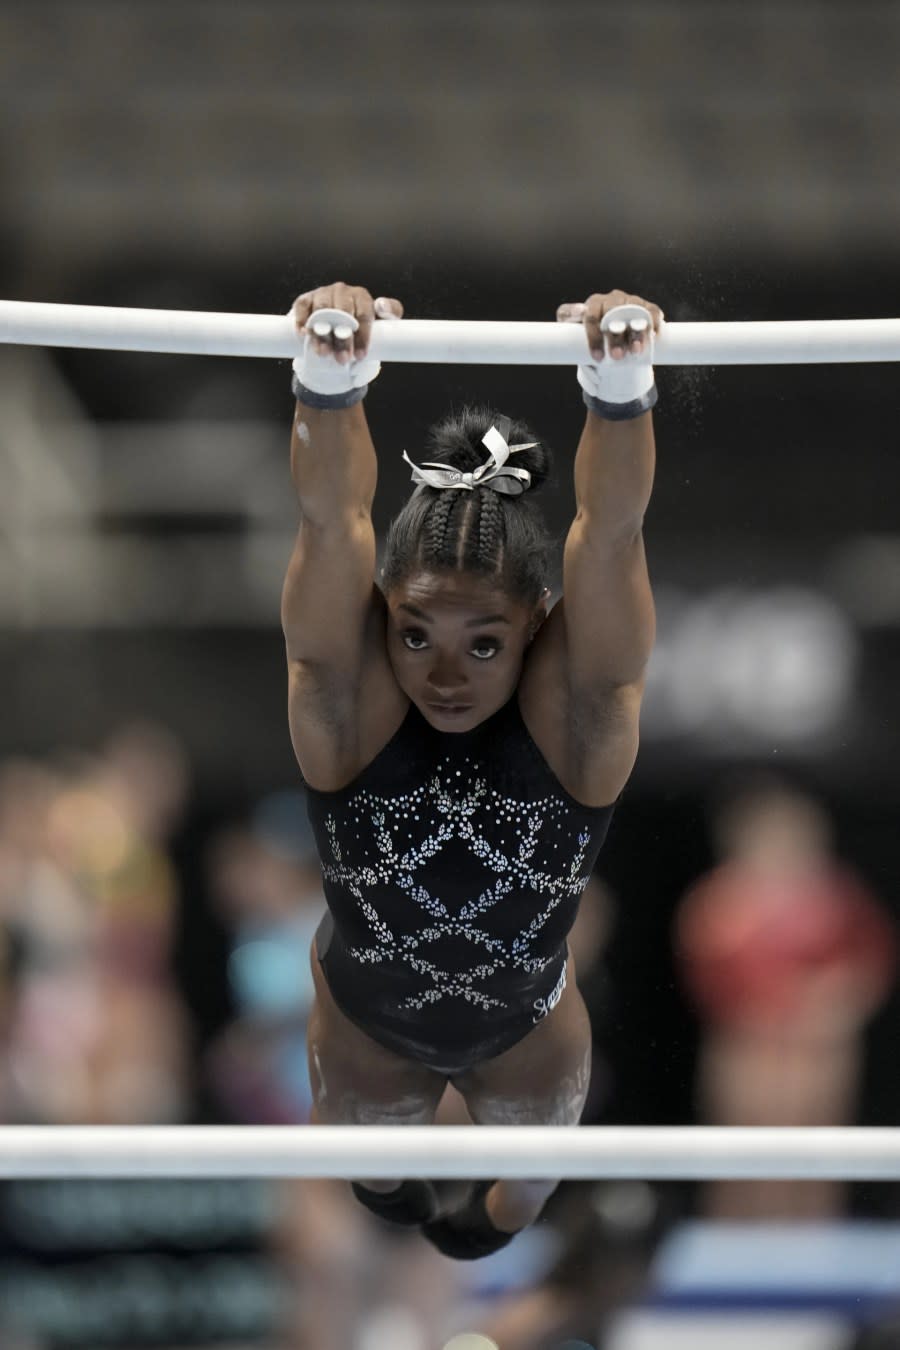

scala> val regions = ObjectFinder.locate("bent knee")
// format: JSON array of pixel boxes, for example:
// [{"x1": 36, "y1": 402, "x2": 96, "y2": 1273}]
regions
[
  {"x1": 465, "y1": 1085, "x2": 587, "y2": 1126},
  {"x1": 308, "y1": 1019, "x2": 445, "y2": 1125},
  {"x1": 310, "y1": 1046, "x2": 442, "y2": 1124},
  {"x1": 457, "y1": 1036, "x2": 592, "y2": 1126},
  {"x1": 323, "y1": 1089, "x2": 440, "y2": 1126},
  {"x1": 463, "y1": 1061, "x2": 591, "y2": 1126}
]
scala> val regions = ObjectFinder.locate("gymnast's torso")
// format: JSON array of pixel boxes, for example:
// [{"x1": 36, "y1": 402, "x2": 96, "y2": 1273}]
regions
[{"x1": 304, "y1": 683, "x2": 616, "y2": 1072}]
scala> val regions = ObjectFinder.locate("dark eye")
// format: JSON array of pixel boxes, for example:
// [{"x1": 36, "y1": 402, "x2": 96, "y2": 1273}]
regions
[
  {"x1": 471, "y1": 639, "x2": 501, "y2": 660},
  {"x1": 401, "y1": 629, "x2": 429, "y2": 651}
]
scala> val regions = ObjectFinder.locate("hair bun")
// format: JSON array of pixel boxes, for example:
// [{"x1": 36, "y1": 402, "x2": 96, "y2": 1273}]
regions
[{"x1": 421, "y1": 405, "x2": 552, "y2": 495}]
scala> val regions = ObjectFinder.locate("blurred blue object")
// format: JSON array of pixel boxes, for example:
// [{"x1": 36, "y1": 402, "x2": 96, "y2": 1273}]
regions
[
  {"x1": 453, "y1": 1221, "x2": 563, "y2": 1301},
  {"x1": 645, "y1": 1222, "x2": 900, "y2": 1315},
  {"x1": 250, "y1": 789, "x2": 317, "y2": 862},
  {"x1": 227, "y1": 914, "x2": 319, "y2": 1017}
]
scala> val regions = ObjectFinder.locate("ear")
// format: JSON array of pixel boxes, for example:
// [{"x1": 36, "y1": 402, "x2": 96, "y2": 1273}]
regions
[{"x1": 528, "y1": 589, "x2": 551, "y2": 640}]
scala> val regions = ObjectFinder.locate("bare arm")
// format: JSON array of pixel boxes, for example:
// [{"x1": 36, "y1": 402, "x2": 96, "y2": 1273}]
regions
[
  {"x1": 521, "y1": 290, "x2": 663, "y2": 802},
  {"x1": 280, "y1": 284, "x2": 403, "y2": 677},
  {"x1": 564, "y1": 405, "x2": 657, "y2": 689},
  {"x1": 280, "y1": 283, "x2": 405, "y2": 784},
  {"x1": 281, "y1": 400, "x2": 379, "y2": 670},
  {"x1": 558, "y1": 290, "x2": 662, "y2": 694}
]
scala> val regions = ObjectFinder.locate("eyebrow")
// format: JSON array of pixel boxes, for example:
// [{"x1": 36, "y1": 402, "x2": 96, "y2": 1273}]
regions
[{"x1": 397, "y1": 602, "x2": 511, "y2": 628}]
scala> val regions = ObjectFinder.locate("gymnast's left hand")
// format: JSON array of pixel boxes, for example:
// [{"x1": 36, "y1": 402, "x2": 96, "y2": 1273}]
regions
[{"x1": 556, "y1": 290, "x2": 665, "y2": 362}]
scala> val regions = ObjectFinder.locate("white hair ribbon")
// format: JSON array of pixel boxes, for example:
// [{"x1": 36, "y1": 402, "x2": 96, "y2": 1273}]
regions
[{"x1": 402, "y1": 419, "x2": 538, "y2": 497}]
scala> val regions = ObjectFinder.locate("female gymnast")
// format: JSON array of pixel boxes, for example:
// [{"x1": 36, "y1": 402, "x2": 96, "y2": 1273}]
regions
[{"x1": 282, "y1": 281, "x2": 661, "y2": 1258}]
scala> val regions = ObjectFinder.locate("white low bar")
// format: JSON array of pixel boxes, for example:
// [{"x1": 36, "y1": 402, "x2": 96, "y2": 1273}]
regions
[
  {"x1": 1, "y1": 301, "x2": 899, "y2": 364},
  {"x1": 1, "y1": 1127, "x2": 899, "y2": 1179}
]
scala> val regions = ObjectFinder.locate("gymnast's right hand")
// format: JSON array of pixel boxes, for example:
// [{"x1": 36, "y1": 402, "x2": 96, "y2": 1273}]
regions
[
  {"x1": 290, "y1": 283, "x2": 403, "y2": 363},
  {"x1": 288, "y1": 284, "x2": 403, "y2": 408}
]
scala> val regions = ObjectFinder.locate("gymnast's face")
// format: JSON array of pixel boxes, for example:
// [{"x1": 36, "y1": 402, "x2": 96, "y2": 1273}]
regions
[{"x1": 385, "y1": 571, "x2": 546, "y2": 731}]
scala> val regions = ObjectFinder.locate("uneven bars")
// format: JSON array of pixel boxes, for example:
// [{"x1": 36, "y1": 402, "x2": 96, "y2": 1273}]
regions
[
  {"x1": 1, "y1": 1127, "x2": 899, "y2": 1179},
  {"x1": 1, "y1": 301, "x2": 899, "y2": 364}
]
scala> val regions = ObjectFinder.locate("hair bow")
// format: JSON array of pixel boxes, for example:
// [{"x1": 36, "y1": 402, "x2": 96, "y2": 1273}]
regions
[{"x1": 403, "y1": 417, "x2": 537, "y2": 497}]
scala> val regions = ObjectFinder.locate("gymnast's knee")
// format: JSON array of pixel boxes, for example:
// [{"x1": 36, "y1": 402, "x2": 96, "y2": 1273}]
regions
[
  {"x1": 308, "y1": 1042, "x2": 444, "y2": 1125},
  {"x1": 318, "y1": 1090, "x2": 440, "y2": 1126},
  {"x1": 459, "y1": 1056, "x2": 591, "y2": 1126}
]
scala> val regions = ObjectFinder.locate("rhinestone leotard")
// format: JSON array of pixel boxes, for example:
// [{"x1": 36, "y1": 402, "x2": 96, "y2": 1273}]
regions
[{"x1": 304, "y1": 691, "x2": 616, "y2": 1074}]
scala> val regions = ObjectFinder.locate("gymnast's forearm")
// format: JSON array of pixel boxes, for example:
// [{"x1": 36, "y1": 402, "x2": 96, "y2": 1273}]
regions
[
  {"x1": 572, "y1": 409, "x2": 656, "y2": 537},
  {"x1": 290, "y1": 401, "x2": 378, "y2": 526}
]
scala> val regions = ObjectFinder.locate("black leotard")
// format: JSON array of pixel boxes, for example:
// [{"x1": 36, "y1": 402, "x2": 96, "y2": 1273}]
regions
[{"x1": 304, "y1": 691, "x2": 616, "y2": 1075}]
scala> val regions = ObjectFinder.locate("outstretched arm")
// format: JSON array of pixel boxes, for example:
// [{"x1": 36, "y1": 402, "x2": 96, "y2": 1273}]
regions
[
  {"x1": 566, "y1": 405, "x2": 656, "y2": 691},
  {"x1": 281, "y1": 283, "x2": 403, "y2": 672},
  {"x1": 557, "y1": 290, "x2": 662, "y2": 696}
]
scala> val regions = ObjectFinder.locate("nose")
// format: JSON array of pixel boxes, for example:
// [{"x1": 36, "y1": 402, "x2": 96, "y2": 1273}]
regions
[{"x1": 425, "y1": 654, "x2": 467, "y2": 700}]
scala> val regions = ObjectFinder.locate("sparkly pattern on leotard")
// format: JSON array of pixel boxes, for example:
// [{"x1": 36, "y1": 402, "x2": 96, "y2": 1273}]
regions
[{"x1": 304, "y1": 692, "x2": 616, "y2": 1071}]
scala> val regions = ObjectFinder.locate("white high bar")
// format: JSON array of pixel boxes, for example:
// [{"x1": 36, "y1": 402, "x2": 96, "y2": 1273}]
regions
[
  {"x1": 1, "y1": 1127, "x2": 899, "y2": 1179},
  {"x1": 1, "y1": 301, "x2": 899, "y2": 364}
]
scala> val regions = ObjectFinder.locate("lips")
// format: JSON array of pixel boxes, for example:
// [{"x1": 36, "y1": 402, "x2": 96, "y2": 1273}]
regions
[{"x1": 427, "y1": 702, "x2": 472, "y2": 715}]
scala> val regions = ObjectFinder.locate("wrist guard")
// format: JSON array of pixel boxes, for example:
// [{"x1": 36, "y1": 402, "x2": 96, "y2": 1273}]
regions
[
  {"x1": 290, "y1": 307, "x2": 381, "y2": 409},
  {"x1": 578, "y1": 303, "x2": 657, "y2": 420}
]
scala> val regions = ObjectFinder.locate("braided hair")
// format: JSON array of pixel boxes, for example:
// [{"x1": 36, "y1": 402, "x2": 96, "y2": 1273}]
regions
[{"x1": 382, "y1": 406, "x2": 555, "y2": 604}]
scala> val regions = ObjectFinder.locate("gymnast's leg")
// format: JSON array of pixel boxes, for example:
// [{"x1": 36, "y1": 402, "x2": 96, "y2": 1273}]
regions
[
  {"x1": 307, "y1": 939, "x2": 467, "y2": 1222},
  {"x1": 433, "y1": 952, "x2": 592, "y2": 1253}
]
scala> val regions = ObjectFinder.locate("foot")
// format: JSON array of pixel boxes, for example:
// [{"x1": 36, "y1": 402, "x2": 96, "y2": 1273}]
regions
[
  {"x1": 352, "y1": 1180, "x2": 436, "y2": 1225},
  {"x1": 485, "y1": 1178, "x2": 559, "y2": 1232},
  {"x1": 351, "y1": 1178, "x2": 471, "y2": 1227},
  {"x1": 421, "y1": 1181, "x2": 522, "y2": 1260}
]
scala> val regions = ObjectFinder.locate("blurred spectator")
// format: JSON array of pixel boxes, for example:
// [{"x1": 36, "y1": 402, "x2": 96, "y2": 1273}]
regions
[
  {"x1": 48, "y1": 725, "x2": 188, "y2": 987},
  {"x1": 275, "y1": 1179, "x2": 466, "y2": 1350},
  {"x1": 203, "y1": 789, "x2": 325, "y2": 1124},
  {"x1": 0, "y1": 756, "x2": 101, "y2": 1122},
  {"x1": 674, "y1": 772, "x2": 896, "y2": 1219},
  {"x1": 0, "y1": 724, "x2": 193, "y2": 1126}
]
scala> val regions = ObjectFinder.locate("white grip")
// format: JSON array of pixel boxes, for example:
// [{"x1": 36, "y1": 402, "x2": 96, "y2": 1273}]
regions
[
  {"x1": 577, "y1": 303, "x2": 656, "y2": 404},
  {"x1": 289, "y1": 306, "x2": 381, "y2": 395}
]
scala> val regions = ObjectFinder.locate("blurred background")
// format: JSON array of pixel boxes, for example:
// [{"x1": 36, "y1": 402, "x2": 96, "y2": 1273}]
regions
[{"x1": 0, "y1": 0, "x2": 899, "y2": 1346}]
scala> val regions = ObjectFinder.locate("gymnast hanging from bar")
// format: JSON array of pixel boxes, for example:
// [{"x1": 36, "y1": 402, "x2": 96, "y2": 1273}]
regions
[{"x1": 282, "y1": 281, "x2": 662, "y2": 1258}]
